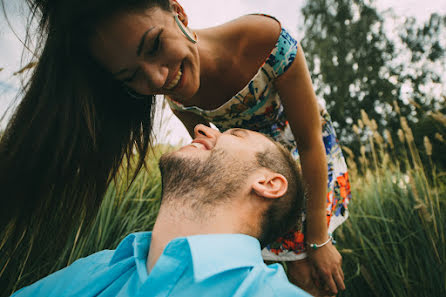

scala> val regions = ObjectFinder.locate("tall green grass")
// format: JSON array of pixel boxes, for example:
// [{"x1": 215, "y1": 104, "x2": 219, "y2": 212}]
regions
[
  {"x1": 336, "y1": 109, "x2": 445, "y2": 296},
  {"x1": 2, "y1": 145, "x2": 169, "y2": 297}
]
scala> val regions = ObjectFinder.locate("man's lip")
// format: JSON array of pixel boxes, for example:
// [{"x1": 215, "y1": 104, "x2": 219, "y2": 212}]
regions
[{"x1": 191, "y1": 139, "x2": 211, "y2": 150}]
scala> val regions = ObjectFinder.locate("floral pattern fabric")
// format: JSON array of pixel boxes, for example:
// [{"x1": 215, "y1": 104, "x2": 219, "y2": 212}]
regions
[{"x1": 167, "y1": 15, "x2": 351, "y2": 261}]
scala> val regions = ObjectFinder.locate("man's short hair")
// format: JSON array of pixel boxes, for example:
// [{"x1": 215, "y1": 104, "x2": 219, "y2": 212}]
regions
[{"x1": 255, "y1": 140, "x2": 305, "y2": 246}]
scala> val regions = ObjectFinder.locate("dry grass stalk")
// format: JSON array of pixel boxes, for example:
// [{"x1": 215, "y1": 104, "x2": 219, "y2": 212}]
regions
[
  {"x1": 398, "y1": 129, "x2": 405, "y2": 143},
  {"x1": 373, "y1": 131, "x2": 384, "y2": 146},
  {"x1": 428, "y1": 111, "x2": 446, "y2": 127},
  {"x1": 360, "y1": 265, "x2": 379, "y2": 297},
  {"x1": 409, "y1": 174, "x2": 428, "y2": 216},
  {"x1": 424, "y1": 136, "x2": 432, "y2": 156},
  {"x1": 393, "y1": 100, "x2": 401, "y2": 114},
  {"x1": 339, "y1": 248, "x2": 353, "y2": 254},
  {"x1": 409, "y1": 99, "x2": 421, "y2": 109},
  {"x1": 381, "y1": 152, "x2": 390, "y2": 168},
  {"x1": 359, "y1": 145, "x2": 369, "y2": 170},
  {"x1": 434, "y1": 133, "x2": 445, "y2": 143},
  {"x1": 346, "y1": 158, "x2": 357, "y2": 175},
  {"x1": 361, "y1": 109, "x2": 371, "y2": 127},
  {"x1": 370, "y1": 119, "x2": 378, "y2": 131},
  {"x1": 353, "y1": 124, "x2": 360, "y2": 135},
  {"x1": 400, "y1": 117, "x2": 414, "y2": 142},
  {"x1": 400, "y1": 117, "x2": 425, "y2": 170},
  {"x1": 360, "y1": 145, "x2": 366, "y2": 158},
  {"x1": 384, "y1": 129, "x2": 394, "y2": 149},
  {"x1": 358, "y1": 119, "x2": 364, "y2": 129},
  {"x1": 341, "y1": 145, "x2": 355, "y2": 159}
]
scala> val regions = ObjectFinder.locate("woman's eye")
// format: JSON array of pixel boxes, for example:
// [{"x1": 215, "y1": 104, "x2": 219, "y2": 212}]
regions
[
  {"x1": 148, "y1": 34, "x2": 161, "y2": 55},
  {"x1": 122, "y1": 71, "x2": 137, "y2": 83}
]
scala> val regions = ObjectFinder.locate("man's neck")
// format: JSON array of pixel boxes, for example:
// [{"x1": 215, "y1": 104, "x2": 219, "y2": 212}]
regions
[{"x1": 146, "y1": 198, "x2": 260, "y2": 273}]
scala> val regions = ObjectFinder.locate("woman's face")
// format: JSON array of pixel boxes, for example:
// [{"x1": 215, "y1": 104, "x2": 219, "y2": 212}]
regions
[{"x1": 90, "y1": 6, "x2": 200, "y2": 100}]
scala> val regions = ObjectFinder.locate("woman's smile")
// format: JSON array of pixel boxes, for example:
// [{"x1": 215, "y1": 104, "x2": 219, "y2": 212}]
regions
[{"x1": 165, "y1": 63, "x2": 183, "y2": 90}]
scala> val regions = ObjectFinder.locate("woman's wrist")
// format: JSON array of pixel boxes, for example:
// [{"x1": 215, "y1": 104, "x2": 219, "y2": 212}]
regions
[
  {"x1": 305, "y1": 210, "x2": 329, "y2": 242},
  {"x1": 306, "y1": 233, "x2": 333, "y2": 250}
]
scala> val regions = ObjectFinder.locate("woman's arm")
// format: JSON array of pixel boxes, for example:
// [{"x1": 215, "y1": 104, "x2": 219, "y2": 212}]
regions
[{"x1": 275, "y1": 43, "x2": 345, "y2": 295}]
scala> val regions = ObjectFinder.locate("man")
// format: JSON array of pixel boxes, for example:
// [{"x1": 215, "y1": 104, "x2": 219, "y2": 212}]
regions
[{"x1": 12, "y1": 124, "x2": 311, "y2": 297}]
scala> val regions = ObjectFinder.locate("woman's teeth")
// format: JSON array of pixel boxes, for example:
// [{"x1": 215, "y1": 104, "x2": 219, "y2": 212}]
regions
[{"x1": 166, "y1": 68, "x2": 182, "y2": 90}]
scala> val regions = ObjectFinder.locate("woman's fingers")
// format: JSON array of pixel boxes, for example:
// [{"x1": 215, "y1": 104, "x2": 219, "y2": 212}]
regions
[
  {"x1": 334, "y1": 269, "x2": 346, "y2": 291},
  {"x1": 321, "y1": 274, "x2": 338, "y2": 295},
  {"x1": 310, "y1": 262, "x2": 320, "y2": 288}
]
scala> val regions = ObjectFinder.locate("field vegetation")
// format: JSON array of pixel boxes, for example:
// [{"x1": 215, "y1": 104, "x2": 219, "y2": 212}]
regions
[{"x1": 2, "y1": 106, "x2": 445, "y2": 297}]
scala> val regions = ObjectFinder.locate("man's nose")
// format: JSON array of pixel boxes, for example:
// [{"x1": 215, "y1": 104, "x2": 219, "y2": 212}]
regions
[
  {"x1": 194, "y1": 124, "x2": 220, "y2": 140},
  {"x1": 140, "y1": 62, "x2": 169, "y2": 90}
]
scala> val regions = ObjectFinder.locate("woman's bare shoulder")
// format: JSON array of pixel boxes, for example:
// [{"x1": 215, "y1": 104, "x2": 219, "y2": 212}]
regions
[
  {"x1": 201, "y1": 14, "x2": 281, "y2": 70},
  {"x1": 216, "y1": 14, "x2": 281, "y2": 48}
]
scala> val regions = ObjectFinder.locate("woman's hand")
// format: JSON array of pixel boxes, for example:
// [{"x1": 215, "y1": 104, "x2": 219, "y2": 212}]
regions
[
  {"x1": 287, "y1": 258, "x2": 322, "y2": 296},
  {"x1": 288, "y1": 242, "x2": 344, "y2": 296},
  {"x1": 307, "y1": 241, "x2": 345, "y2": 296}
]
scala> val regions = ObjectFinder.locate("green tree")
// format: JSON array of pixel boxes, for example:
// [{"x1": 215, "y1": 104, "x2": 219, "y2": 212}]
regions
[
  {"x1": 301, "y1": 0, "x2": 399, "y2": 141},
  {"x1": 300, "y1": 0, "x2": 445, "y2": 166}
]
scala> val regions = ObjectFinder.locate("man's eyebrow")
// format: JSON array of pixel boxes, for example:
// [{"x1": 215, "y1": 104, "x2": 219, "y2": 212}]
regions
[{"x1": 228, "y1": 128, "x2": 249, "y2": 137}]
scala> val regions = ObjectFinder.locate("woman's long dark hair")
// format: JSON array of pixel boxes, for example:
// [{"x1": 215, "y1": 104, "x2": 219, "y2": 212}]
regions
[{"x1": 0, "y1": 0, "x2": 170, "y2": 293}]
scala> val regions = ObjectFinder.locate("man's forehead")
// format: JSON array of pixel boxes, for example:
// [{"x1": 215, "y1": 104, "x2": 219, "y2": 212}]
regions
[{"x1": 228, "y1": 128, "x2": 275, "y2": 146}]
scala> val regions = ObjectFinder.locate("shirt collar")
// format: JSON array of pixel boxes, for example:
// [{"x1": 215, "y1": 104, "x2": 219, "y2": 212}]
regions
[
  {"x1": 110, "y1": 232, "x2": 152, "y2": 265},
  {"x1": 109, "y1": 232, "x2": 263, "y2": 283},
  {"x1": 184, "y1": 233, "x2": 263, "y2": 282}
]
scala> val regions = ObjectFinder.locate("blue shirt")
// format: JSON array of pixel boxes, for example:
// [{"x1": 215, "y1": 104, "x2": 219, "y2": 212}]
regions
[{"x1": 12, "y1": 232, "x2": 310, "y2": 297}]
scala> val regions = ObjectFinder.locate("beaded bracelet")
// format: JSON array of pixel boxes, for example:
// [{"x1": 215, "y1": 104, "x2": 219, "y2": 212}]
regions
[{"x1": 307, "y1": 233, "x2": 334, "y2": 250}]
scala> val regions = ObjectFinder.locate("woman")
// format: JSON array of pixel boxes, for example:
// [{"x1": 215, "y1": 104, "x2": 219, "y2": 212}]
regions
[{"x1": 1, "y1": 0, "x2": 349, "y2": 295}]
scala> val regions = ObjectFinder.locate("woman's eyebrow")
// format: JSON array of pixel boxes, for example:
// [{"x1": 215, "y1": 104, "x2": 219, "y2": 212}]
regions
[
  {"x1": 112, "y1": 27, "x2": 156, "y2": 77},
  {"x1": 113, "y1": 68, "x2": 129, "y2": 77},
  {"x1": 137, "y1": 27, "x2": 155, "y2": 56}
]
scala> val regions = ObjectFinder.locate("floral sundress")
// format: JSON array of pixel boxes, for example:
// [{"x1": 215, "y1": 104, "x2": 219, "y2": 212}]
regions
[{"x1": 167, "y1": 14, "x2": 352, "y2": 261}]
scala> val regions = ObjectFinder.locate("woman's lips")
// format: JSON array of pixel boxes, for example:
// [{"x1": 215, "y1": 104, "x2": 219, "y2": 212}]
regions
[
  {"x1": 166, "y1": 67, "x2": 182, "y2": 90},
  {"x1": 165, "y1": 63, "x2": 184, "y2": 91}
]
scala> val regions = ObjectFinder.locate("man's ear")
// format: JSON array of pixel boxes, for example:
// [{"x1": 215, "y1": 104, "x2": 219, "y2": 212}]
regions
[
  {"x1": 252, "y1": 172, "x2": 288, "y2": 199},
  {"x1": 171, "y1": 0, "x2": 189, "y2": 26}
]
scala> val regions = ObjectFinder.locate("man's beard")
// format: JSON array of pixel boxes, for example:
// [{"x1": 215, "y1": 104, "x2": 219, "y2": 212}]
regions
[
  {"x1": 159, "y1": 146, "x2": 303, "y2": 247},
  {"x1": 158, "y1": 148, "x2": 250, "y2": 208}
]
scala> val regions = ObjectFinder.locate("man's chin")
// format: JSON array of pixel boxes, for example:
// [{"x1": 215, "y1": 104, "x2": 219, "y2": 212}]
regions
[
  {"x1": 158, "y1": 151, "x2": 205, "y2": 184},
  {"x1": 162, "y1": 146, "x2": 208, "y2": 163}
]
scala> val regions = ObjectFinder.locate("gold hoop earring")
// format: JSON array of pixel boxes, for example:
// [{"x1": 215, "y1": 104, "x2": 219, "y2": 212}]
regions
[{"x1": 174, "y1": 14, "x2": 197, "y2": 44}]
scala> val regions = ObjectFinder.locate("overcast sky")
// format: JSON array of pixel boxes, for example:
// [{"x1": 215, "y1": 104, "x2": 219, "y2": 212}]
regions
[{"x1": 1, "y1": 0, "x2": 445, "y2": 143}]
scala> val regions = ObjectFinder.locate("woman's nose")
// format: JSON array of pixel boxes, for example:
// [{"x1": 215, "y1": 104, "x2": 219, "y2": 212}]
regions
[
  {"x1": 194, "y1": 124, "x2": 220, "y2": 140},
  {"x1": 141, "y1": 62, "x2": 169, "y2": 90}
]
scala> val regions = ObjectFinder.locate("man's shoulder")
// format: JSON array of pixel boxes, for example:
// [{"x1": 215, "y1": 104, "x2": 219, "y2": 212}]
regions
[
  {"x1": 12, "y1": 232, "x2": 151, "y2": 297},
  {"x1": 245, "y1": 263, "x2": 312, "y2": 297},
  {"x1": 12, "y1": 249, "x2": 115, "y2": 297}
]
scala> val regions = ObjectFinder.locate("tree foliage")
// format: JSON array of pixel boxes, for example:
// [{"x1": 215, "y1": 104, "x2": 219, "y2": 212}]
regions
[{"x1": 300, "y1": 0, "x2": 446, "y2": 167}]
